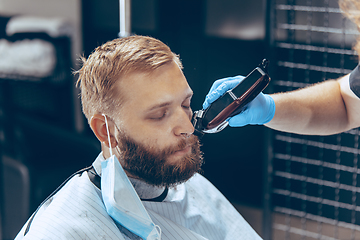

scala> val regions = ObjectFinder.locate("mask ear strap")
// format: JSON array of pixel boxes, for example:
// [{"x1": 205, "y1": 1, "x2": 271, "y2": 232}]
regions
[{"x1": 102, "y1": 114, "x2": 113, "y2": 156}]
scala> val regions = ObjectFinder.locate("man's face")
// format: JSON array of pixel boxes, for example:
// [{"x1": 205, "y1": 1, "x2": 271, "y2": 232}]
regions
[{"x1": 113, "y1": 61, "x2": 203, "y2": 186}]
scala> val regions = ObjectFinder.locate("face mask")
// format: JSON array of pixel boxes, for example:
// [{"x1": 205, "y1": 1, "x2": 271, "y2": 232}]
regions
[{"x1": 101, "y1": 114, "x2": 161, "y2": 240}]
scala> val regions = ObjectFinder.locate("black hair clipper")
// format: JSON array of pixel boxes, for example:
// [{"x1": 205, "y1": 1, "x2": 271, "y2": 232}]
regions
[{"x1": 192, "y1": 59, "x2": 271, "y2": 137}]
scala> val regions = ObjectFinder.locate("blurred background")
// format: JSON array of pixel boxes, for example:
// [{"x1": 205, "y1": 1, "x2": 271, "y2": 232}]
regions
[{"x1": 0, "y1": 0, "x2": 359, "y2": 239}]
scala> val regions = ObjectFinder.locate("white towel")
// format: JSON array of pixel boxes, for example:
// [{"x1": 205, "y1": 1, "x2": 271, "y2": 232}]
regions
[
  {"x1": 6, "y1": 15, "x2": 73, "y2": 38},
  {"x1": 0, "y1": 39, "x2": 56, "y2": 79}
]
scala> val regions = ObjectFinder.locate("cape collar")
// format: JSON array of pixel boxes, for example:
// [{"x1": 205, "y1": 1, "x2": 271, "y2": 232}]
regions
[{"x1": 93, "y1": 153, "x2": 167, "y2": 200}]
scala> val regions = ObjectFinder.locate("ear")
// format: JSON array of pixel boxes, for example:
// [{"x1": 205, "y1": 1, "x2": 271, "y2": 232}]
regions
[{"x1": 90, "y1": 114, "x2": 118, "y2": 148}]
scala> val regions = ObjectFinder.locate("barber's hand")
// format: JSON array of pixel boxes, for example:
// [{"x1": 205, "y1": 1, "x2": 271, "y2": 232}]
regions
[{"x1": 202, "y1": 75, "x2": 275, "y2": 127}]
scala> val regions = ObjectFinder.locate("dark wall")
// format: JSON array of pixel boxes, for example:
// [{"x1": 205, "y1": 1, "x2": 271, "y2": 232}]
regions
[{"x1": 82, "y1": 0, "x2": 268, "y2": 207}]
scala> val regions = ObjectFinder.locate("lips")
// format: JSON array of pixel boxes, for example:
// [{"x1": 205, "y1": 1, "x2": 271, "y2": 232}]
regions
[
  {"x1": 173, "y1": 145, "x2": 191, "y2": 155},
  {"x1": 169, "y1": 135, "x2": 198, "y2": 157}
]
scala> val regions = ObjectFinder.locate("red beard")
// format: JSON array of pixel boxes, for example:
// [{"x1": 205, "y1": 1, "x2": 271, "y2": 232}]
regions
[{"x1": 117, "y1": 134, "x2": 204, "y2": 187}]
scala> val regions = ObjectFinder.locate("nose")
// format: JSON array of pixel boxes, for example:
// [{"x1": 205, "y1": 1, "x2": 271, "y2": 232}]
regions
[{"x1": 173, "y1": 108, "x2": 195, "y2": 137}]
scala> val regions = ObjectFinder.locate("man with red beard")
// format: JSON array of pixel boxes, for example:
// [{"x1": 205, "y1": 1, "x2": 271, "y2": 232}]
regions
[{"x1": 15, "y1": 36, "x2": 262, "y2": 240}]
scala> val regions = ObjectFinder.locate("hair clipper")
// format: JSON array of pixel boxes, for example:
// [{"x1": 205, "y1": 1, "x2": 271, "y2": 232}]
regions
[{"x1": 192, "y1": 59, "x2": 271, "y2": 138}]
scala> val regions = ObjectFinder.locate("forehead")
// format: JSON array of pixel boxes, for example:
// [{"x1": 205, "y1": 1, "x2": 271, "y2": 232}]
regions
[{"x1": 117, "y1": 62, "x2": 192, "y2": 111}]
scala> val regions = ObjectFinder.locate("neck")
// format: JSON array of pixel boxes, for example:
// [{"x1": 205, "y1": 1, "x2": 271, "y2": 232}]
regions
[
  {"x1": 129, "y1": 177, "x2": 166, "y2": 200},
  {"x1": 102, "y1": 143, "x2": 112, "y2": 159}
]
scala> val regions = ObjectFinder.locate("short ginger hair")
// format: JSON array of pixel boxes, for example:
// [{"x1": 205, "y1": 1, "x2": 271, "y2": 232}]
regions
[
  {"x1": 76, "y1": 35, "x2": 183, "y2": 122},
  {"x1": 340, "y1": 0, "x2": 360, "y2": 58}
]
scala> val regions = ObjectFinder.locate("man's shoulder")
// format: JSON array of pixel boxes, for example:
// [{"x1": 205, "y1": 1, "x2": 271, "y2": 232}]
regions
[
  {"x1": 185, "y1": 173, "x2": 225, "y2": 198},
  {"x1": 17, "y1": 172, "x2": 124, "y2": 240},
  {"x1": 186, "y1": 173, "x2": 215, "y2": 188}
]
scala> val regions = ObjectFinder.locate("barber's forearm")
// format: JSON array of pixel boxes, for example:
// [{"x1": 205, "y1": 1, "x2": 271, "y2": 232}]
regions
[
  {"x1": 265, "y1": 80, "x2": 349, "y2": 135},
  {"x1": 339, "y1": 74, "x2": 360, "y2": 130}
]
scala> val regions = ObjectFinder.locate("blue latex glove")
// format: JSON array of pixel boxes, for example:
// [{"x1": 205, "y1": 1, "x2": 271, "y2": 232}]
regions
[{"x1": 202, "y1": 75, "x2": 275, "y2": 127}]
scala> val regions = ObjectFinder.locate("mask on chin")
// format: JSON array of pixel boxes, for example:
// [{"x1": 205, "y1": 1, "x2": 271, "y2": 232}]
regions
[{"x1": 101, "y1": 114, "x2": 161, "y2": 240}]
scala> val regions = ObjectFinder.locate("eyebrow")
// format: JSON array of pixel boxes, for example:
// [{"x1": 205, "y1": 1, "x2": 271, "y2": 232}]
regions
[{"x1": 146, "y1": 92, "x2": 193, "y2": 112}]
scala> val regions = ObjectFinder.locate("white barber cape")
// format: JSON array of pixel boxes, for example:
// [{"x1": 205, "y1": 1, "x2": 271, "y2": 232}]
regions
[{"x1": 15, "y1": 153, "x2": 262, "y2": 240}]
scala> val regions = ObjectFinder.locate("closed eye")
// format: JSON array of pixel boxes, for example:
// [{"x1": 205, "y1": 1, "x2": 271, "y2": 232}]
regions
[{"x1": 148, "y1": 110, "x2": 168, "y2": 120}]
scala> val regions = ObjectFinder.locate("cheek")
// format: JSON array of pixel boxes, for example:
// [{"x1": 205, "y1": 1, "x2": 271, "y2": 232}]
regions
[
  {"x1": 123, "y1": 123, "x2": 167, "y2": 147},
  {"x1": 120, "y1": 112, "x2": 178, "y2": 149},
  {"x1": 139, "y1": 128, "x2": 180, "y2": 153}
]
